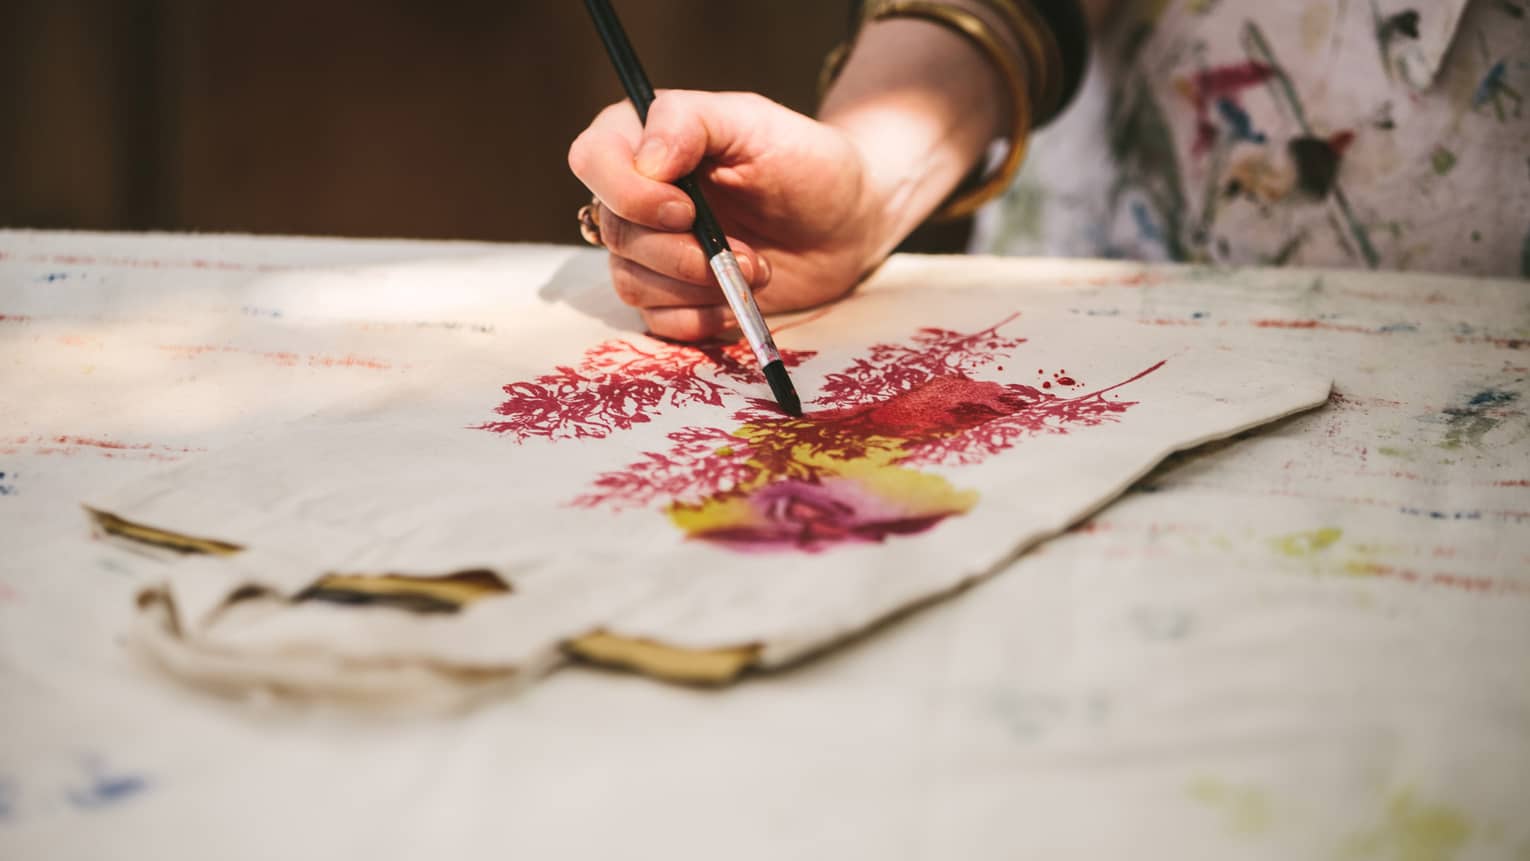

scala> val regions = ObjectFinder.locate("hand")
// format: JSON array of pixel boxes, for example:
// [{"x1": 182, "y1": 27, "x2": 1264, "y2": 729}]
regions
[{"x1": 567, "y1": 90, "x2": 884, "y2": 341}]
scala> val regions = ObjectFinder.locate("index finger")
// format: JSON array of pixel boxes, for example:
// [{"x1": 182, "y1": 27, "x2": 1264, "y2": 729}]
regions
[{"x1": 567, "y1": 102, "x2": 696, "y2": 232}]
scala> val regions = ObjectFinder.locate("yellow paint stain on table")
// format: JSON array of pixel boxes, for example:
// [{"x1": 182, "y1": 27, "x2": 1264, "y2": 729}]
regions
[
  {"x1": 1339, "y1": 788, "x2": 1472, "y2": 861},
  {"x1": 1271, "y1": 526, "x2": 1343, "y2": 558},
  {"x1": 1187, "y1": 776, "x2": 1272, "y2": 836}
]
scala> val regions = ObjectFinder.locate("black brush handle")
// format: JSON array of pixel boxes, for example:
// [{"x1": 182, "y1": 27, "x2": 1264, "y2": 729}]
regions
[{"x1": 582, "y1": 0, "x2": 728, "y2": 258}]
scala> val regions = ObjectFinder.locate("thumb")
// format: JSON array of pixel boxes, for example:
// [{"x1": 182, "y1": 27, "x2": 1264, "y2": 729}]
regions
[{"x1": 633, "y1": 90, "x2": 764, "y2": 182}]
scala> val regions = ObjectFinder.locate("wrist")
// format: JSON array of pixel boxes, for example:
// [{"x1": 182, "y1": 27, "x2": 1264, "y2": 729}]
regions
[{"x1": 819, "y1": 14, "x2": 1013, "y2": 268}]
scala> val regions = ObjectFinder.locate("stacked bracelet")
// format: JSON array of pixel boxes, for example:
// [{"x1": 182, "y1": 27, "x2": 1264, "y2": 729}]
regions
[{"x1": 821, "y1": 0, "x2": 1082, "y2": 220}]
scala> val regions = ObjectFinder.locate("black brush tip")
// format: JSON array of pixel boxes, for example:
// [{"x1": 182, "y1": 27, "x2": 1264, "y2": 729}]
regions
[{"x1": 763, "y1": 360, "x2": 802, "y2": 417}]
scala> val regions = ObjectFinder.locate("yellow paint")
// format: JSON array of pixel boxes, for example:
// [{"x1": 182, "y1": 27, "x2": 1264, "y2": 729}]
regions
[
  {"x1": 567, "y1": 630, "x2": 759, "y2": 684},
  {"x1": 1300, "y1": 1, "x2": 1331, "y2": 54},
  {"x1": 1340, "y1": 788, "x2": 1471, "y2": 861},
  {"x1": 305, "y1": 570, "x2": 509, "y2": 607},
  {"x1": 667, "y1": 455, "x2": 978, "y2": 539},
  {"x1": 86, "y1": 506, "x2": 244, "y2": 556},
  {"x1": 668, "y1": 416, "x2": 979, "y2": 541},
  {"x1": 1188, "y1": 776, "x2": 1272, "y2": 836},
  {"x1": 1271, "y1": 527, "x2": 1343, "y2": 558},
  {"x1": 669, "y1": 493, "x2": 757, "y2": 534},
  {"x1": 833, "y1": 455, "x2": 979, "y2": 512}
]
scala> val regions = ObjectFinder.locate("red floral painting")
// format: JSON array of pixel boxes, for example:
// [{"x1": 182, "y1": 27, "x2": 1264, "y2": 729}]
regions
[{"x1": 478, "y1": 316, "x2": 1164, "y2": 552}]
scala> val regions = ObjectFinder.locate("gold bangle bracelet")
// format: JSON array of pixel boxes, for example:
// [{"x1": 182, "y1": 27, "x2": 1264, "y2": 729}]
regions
[
  {"x1": 862, "y1": 0, "x2": 1033, "y2": 220},
  {"x1": 972, "y1": 0, "x2": 1064, "y2": 123},
  {"x1": 823, "y1": 0, "x2": 1070, "y2": 124}
]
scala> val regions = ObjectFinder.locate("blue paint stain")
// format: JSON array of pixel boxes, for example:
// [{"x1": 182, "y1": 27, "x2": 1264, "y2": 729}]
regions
[
  {"x1": 1474, "y1": 61, "x2": 1507, "y2": 108},
  {"x1": 1215, "y1": 97, "x2": 1266, "y2": 144},
  {"x1": 240, "y1": 305, "x2": 284, "y2": 319},
  {"x1": 66, "y1": 762, "x2": 150, "y2": 810},
  {"x1": 1191, "y1": 311, "x2": 1209, "y2": 319},
  {"x1": 1398, "y1": 506, "x2": 1482, "y2": 521},
  {"x1": 1377, "y1": 322, "x2": 1419, "y2": 333},
  {"x1": 1467, "y1": 389, "x2": 1517, "y2": 408},
  {"x1": 0, "y1": 777, "x2": 14, "y2": 821},
  {"x1": 1130, "y1": 201, "x2": 1164, "y2": 244},
  {"x1": 35, "y1": 272, "x2": 70, "y2": 283},
  {"x1": 0, "y1": 470, "x2": 13, "y2": 496}
]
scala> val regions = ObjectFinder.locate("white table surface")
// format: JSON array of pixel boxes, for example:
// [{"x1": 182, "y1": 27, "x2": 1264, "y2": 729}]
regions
[{"x1": 2, "y1": 230, "x2": 1527, "y2": 860}]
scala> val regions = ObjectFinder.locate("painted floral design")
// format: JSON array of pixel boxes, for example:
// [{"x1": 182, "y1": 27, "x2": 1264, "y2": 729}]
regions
[{"x1": 478, "y1": 316, "x2": 1163, "y2": 552}]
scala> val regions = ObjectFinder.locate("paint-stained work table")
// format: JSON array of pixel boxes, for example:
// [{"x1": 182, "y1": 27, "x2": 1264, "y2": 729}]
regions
[{"x1": 1, "y1": 230, "x2": 1527, "y2": 859}]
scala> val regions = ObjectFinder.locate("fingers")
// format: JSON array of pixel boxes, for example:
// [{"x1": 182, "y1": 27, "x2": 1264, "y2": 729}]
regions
[
  {"x1": 641, "y1": 306, "x2": 733, "y2": 342},
  {"x1": 636, "y1": 90, "x2": 775, "y2": 182},
  {"x1": 609, "y1": 256, "x2": 728, "y2": 309},
  {"x1": 597, "y1": 203, "x2": 769, "y2": 290},
  {"x1": 568, "y1": 102, "x2": 695, "y2": 231},
  {"x1": 571, "y1": 92, "x2": 787, "y2": 344}
]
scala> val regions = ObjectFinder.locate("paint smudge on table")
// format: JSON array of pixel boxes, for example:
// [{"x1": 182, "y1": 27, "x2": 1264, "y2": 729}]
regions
[
  {"x1": 1, "y1": 251, "x2": 287, "y2": 273},
  {"x1": 65, "y1": 759, "x2": 150, "y2": 811},
  {"x1": 0, "y1": 470, "x2": 14, "y2": 496},
  {"x1": 157, "y1": 344, "x2": 397, "y2": 370},
  {"x1": 1337, "y1": 787, "x2": 1472, "y2": 861},
  {"x1": 1, "y1": 436, "x2": 203, "y2": 461},
  {"x1": 1438, "y1": 388, "x2": 1523, "y2": 451},
  {"x1": 1188, "y1": 776, "x2": 1273, "y2": 836},
  {"x1": 481, "y1": 316, "x2": 1164, "y2": 551}
]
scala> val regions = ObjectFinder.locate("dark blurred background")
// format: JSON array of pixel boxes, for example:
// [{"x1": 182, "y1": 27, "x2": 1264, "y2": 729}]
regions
[{"x1": 0, "y1": 1, "x2": 968, "y2": 250}]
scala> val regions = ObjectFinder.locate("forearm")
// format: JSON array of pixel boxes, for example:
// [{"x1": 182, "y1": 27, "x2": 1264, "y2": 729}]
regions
[{"x1": 817, "y1": 1, "x2": 1017, "y2": 261}]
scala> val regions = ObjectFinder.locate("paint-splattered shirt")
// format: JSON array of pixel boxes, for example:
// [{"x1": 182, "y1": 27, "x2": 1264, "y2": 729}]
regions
[{"x1": 979, "y1": 0, "x2": 1530, "y2": 277}]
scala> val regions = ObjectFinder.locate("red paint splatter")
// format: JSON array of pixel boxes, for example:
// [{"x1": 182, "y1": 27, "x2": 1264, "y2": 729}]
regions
[
  {"x1": 53, "y1": 436, "x2": 144, "y2": 450},
  {"x1": 1250, "y1": 318, "x2": 1377, "y2": 334},
  {"x1": 0, "y1": 314, "x2": 30, "y2": 322},
  {"x1": 1057, "y1": 376, "x2": 1078, "y2": 387},
  {"x1": 1043, "y1": 381, "x2": 1052, "y2": 389},
  {"x1": 1178, "y1": 61, "x2": 1275, "y2": 155},
  {"x1": 157, "y1": 344, "x2": 396, "y2": 370},
  {"x1": 1328, "y1": 130, "x2": 1356, "y2": 157},
  {"x1": 1186, "y1": 62, "x2": 1275, "y2": 103},
  {"x1": 308, "y1": 354, "x2": 392, "y2": 370},
  {"x1": 1455, "y1": 335, "x2": 1528, "y2": 350},
  {"x1": 4, "y1": 435, "x2": 203, "y2": 460}
]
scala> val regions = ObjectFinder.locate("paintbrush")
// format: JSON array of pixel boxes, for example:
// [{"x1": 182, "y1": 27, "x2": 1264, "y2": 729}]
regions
[{"x1": 581, "y1": 0, "x2": 803, "y2": 417}]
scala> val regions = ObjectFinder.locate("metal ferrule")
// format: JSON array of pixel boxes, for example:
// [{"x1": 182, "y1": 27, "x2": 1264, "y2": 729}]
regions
[{"x1": 708, "y1": 250, "x2": 781, "y2": 370}]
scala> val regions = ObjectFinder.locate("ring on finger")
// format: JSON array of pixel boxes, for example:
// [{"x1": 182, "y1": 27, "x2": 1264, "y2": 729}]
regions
[{"x1": 576, "y1": 196, "x2": 603, "y2": 246}]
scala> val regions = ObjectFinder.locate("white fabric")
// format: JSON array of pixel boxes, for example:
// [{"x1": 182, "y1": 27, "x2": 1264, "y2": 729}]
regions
[
  {"x1": 81, "y1": 261, "x2": 1325, "y2": 703},
  {"x1": 2, "y1": 231, "x2": 1528, "y2": 859}
]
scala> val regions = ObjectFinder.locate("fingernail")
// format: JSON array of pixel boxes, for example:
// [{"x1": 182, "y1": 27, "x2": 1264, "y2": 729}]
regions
[
  {"x1": 635, "y1": 137, "x2": 669, "y2": 177},
  {"x1": 736, "y1": 254, "x2": 755, "y2": 281},
  {"x1": 756, "y1": 254, "x2": 772, "y2": 285},
  {"x1": 657, "y1": 201, "x2": 693, "y2": 231}
]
